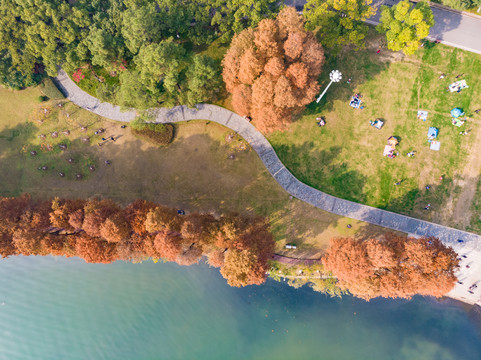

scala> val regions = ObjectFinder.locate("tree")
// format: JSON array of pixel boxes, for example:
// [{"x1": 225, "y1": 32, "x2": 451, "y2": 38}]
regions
[
  {"x1": 305, "y1": 0, "x2": 376, "y2": 50},
  {"x1": 323, "y1": 235, "x2": 459, "y2": 300},
  {"x1": 134, "y1": 40, "x2": 185, "y2": 97},
  {"x1": 74, "y1": 234, "x2": 117, "y2": 264},
  {"x1": 50, "y1": 198, "x2": 85, "y2": 231},
  {"x1": 124, "y1": 199, "x2": 157, "y2": 235},
  {"x1": 210, "y1": 0, "x2": 279, "y2": 42},
  {"x1": 0, "y1": 0, "x2": 90, "y2": 77},
  {"x1": 144, "y1": 206, "x2": 183, "y2": 233},
  {"x1": 377, "y1": 0, "x2": 434, "y2": 55},
  {"x1": 12, "y1": 228, "x2": 42, "y2": 256},
  {"x1": 0, "y1": 195, "x2": 276, "y2": 288},
  {"x1": 82, "y1": 199, "x2": 119, "y2": 237},
  {"x1": 121, "y1": 3, "x2": 164, "y2": 54},
  {"x1": 220, "y1": 249, "x2": 264, "y2": 287},
  {"x1": 154, "y1": 230, "x2": 183, "y2": 262},
  {"x1": 86, "y1": 27, "x2": 119, "y2": 68},
  {"x1": 207, "y1": 249, "x2": 225, "y2": 268},
  {"x1": 116, "y1": 70, "x2": 157, "y2": 109},
  {"x1": 222, "y1": 7, "x2": 324, "y2": 133},
  {"x1": 184, "y1": 55, "x2": 223, "y2": 107},
  {"x1": 99, "y1": 212, "x2": 130, "y2": 243}
]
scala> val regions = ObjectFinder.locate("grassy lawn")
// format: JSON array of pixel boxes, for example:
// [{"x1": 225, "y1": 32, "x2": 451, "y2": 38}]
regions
[
  {"x1": 269, "y1": 36, "x2": 481, "y2": 231},
  {"x1": 0, "y1": 87, "x2": 395, "y2": 259}
]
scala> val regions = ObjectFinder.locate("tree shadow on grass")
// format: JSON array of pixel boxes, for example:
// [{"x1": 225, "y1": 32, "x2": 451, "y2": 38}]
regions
[
  {"x1": 302, "y1": 42, "x2": 390, "y2": 116},
  {"x1": 273, "y1": 142, "x2": 367, "y2": 203},
  {"x1": 0, "y1": 122, "x2": 40, "y2": 196}
]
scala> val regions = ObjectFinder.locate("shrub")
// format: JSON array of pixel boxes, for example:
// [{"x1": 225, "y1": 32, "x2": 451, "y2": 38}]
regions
[
  {"x1": 40, "y1": 78, "x2": 65, "y2": 99},
  {"x1": 131, "y1": 118, "x2": 174, "y2": 146}
]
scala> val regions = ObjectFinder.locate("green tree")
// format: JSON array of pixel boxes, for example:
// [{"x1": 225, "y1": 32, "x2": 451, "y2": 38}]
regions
[
  {"x1": 184, "y1": 55, "x2": 222, "y2": 107},
  {"x1": 0, "y1": 0, "x2": 90, "y2": 78},
  {"x1": 377, "y1": 0, "x2": 434, "y2": 55},
  {"x1": 116, "y1": 70, "x2": 156, "y2": 109},
  {"x1": 304, "y1": 0, "x2": 377, "y2": 50},
  {"x1": 121, "y1": 2, "x2": 164, "y2": 54},
  {"x1": 210, "y1": 0, "x2": 279, "y2": 42},
  {"x1": 0, "y1": 51, "x2": 41, "y2": 89},
  {"x1": 134, "y1": 40, "x2": 186, "y2": 103},
  {"x1": 156, "y1": 0, "x2": 214, "y2": 45}
]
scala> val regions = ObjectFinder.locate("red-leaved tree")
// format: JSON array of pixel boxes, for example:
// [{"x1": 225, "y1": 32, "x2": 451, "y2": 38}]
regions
[{"x1": 223, "y1": 7, "x2": 325, "y2": 133}]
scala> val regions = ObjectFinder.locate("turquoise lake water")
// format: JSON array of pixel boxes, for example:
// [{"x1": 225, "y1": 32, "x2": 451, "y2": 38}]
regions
[{"x1": 0, "y1": 256, "x2": 480, "y2": 360}]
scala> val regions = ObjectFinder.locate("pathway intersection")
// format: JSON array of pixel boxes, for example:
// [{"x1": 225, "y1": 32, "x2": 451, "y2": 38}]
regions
[{"x1": 54, "y1": 69, "x2": 481, "y2": 304}]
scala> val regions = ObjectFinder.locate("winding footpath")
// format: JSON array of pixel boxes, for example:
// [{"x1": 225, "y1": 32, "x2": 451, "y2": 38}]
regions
[{"x1": 54, "y1": 69, "x2": 481, "y2": 305}]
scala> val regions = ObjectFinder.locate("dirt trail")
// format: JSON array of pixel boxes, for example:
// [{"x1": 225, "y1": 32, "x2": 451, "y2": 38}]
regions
[{"x1": 444, "y1": 122, "x2": 481, "y2": 228}]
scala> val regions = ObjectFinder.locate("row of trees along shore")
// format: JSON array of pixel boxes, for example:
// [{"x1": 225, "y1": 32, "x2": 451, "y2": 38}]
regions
[
  {"x1": 0, "y1": 195, "x2": 274, "y2": 287},
  {"x1": 0, "y1": 195, "x2": 459, "y2": 299},
  {"x1": 323, "y1": 234, "x2": 459, "y2": 300}
]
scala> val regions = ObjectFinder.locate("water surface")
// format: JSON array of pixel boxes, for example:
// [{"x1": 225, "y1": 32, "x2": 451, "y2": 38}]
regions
[{"x1": 0, "y1": 256, "x2": 479, "y2": 360}]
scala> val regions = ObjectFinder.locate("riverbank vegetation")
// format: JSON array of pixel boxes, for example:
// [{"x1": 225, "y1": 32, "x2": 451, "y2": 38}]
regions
[
  {"x1": 0, "y1": 194, "x2": 459, "y2": 299},
  {"x1": 323, "y1": 234, "x2": 459, "y2": 300},
  {"x1": 0, "y1": 195, "x2": 274, "y2": 287}
]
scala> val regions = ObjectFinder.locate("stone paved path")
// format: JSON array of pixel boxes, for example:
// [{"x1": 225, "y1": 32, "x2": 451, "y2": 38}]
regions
[{"x1": 54, "y1": 69, "x2": 481, "y2": 304}]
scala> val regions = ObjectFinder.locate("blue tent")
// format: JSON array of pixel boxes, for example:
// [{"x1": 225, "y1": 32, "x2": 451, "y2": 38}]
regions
[
  {"x1": 451, "y1": 108, "x2": 464, "y2": 118},
  {"x1": 427, "y1": 127, "x2": 438, "y2": 140}
]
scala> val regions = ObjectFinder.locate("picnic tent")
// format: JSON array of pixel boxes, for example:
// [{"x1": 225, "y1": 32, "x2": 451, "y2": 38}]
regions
[
  {"x1": 451, "y1": 108, "x2": 464, "y2": 118},
  {"x1": 349, "y1": 96, "x2": 362, "y2": 109},
  {"x1": 383, "y1": 145, "x2": 395, "y2": 157},
  {"x1": 417, "y1": 110, "x2": 428, "y2": 121},
  {"x1": 387, "y1": 136, "x2": 398, "y2": 146},
  {"x1": 449, "y1": 80, "x2": 468, "y2": 93},
  {"x1": 452, "y1": 118, "x2": 465, "y2": 127},
  {"x1": 427, "y1": 127, "x2": 438, "y2": 141}
]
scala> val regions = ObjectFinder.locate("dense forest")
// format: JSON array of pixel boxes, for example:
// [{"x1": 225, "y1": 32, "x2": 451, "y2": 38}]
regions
[
  {"x1": 0, "y1": 0, "x2": 279, "y2": 107},
  {"x1": 0, "y1": 195, "x2": 275, "y2": 287}
]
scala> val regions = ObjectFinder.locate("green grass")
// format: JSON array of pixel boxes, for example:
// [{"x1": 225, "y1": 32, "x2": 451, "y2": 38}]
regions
[{"x1": 269, "y1": 38, "x2": 481, "y2": 229}]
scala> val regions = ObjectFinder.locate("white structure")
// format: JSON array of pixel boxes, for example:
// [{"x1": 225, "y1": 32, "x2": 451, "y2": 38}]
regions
[{"x1": 316, "y1": 70, "x2": 342, "y2": 103}]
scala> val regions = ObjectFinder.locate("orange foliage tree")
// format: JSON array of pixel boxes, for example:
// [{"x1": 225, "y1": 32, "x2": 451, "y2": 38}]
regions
[
  {"x1": 0, "y1": 195, "x2": 276, "y2": 288},
  {"x1": 323, "y1": 234, "x2": 459, "y2": 300},
  {"x1": 223, "y1": 7, "x2": 325, "y2": 133}
]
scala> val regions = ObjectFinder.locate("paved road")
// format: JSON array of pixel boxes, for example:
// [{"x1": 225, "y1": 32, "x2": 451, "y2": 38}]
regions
[
  {"x1": 53, "y1": 69, "x2": 481, "y2": 304},
  {"x1": 285, "y1": 0, "x2": 481, "y2": 55}
]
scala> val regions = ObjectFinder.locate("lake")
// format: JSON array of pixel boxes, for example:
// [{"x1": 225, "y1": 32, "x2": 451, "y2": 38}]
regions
[{"x1": 0, "y1": 256, "x2": 480, "y2": 360}]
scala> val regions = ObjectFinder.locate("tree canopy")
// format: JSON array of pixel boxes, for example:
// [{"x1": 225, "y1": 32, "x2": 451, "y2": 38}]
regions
[
  {"x1": 223, "y1": 7, "x2": 325, "y2": 133},
  {"x1": 304, "y1": 0, "x2": 377, "y2": 50},
  {"x1": 377, "y1": 0, "x2": 434, "y2": 55},
  {"x1": 0, "y1": 0, "x2": 274, "y2": 108},
  {"x1": 0, "y1": 195, "x2": 275, "y2": 288},
  {"x1": 323, "y1": 234, "x2": 459, "y2": 300}
]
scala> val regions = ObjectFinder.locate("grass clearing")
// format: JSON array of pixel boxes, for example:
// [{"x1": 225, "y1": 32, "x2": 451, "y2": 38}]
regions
[{"x1": 269, "y1": 36, "x2": 481, "y2": 231}]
